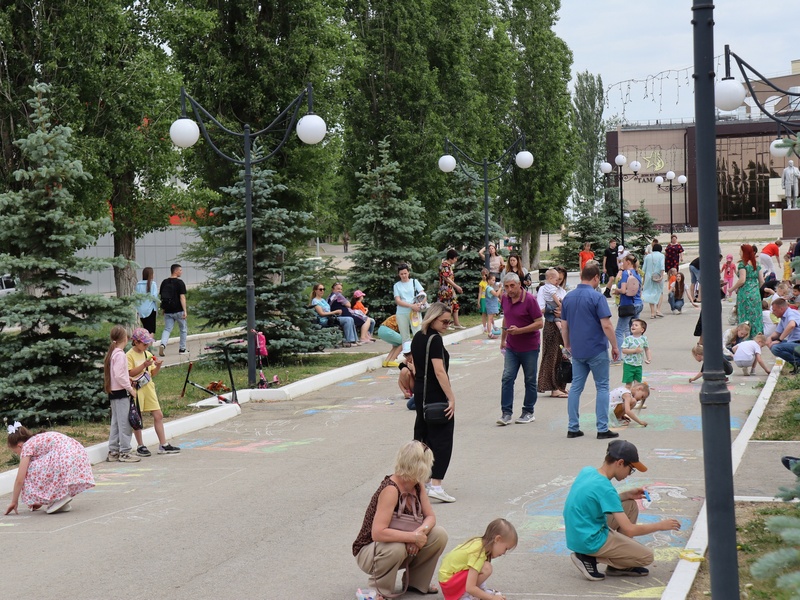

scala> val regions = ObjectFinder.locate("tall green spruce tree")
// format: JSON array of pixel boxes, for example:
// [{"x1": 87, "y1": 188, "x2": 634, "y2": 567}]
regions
[
  {"x1": 628, "y1": 200, "x2": 658, "y2": 261},
  {"x1": 0, "y1": 84, "x2": 133, "y2": 424},
  {"x1": 184, "y1": 166, "x2": 340, "y2": 357},
  {"x1": 432, "y1": 168, "x2": 504, "y2": 314},
  {"x1": 349, "y1": 138, "x2": 434, "y2": 321}
]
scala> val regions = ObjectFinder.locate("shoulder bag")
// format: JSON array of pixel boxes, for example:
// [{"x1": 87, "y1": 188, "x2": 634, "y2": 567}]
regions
[
  {"x1": 422, "y1": 334, "x2": 449, "y2": 425},
  {"x1": 651, "y1": 271, "x2": 664, "y2": 282},
  {"x1": 128, "y1": 394, "x2": 143, "y2": 431},
  {"x1": 375, "y1": 485, "x2": 424, "y2": 599}
]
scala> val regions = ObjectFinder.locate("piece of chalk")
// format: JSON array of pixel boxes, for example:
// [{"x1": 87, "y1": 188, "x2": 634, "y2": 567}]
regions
[{"x1": 643, "y1": 490, "x2": 651, "y2": 502}]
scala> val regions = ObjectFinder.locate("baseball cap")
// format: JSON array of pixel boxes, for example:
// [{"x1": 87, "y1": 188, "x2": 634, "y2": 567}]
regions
[
  {"x1": 607, "y1": 439, "x2": 647, "y2": 472},
  {"x1": 131, "y1": 327, "x2": 155, "y2": 345},
  {"x1": 353, "y1": 290, "x2": 365, "y2": 298}
]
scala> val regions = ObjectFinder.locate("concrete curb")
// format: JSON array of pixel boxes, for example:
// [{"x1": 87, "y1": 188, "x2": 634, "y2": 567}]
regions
[
  {"x1": 661, "y1": 360, "x2": 784, "y2": 599},
  {"x1": 0, "y1": 403, "x2": 241, "y2": 497},
  {"x1": 190, "y1": 323, "x2": 493, "y2": 407},
  {"x1": 163, "y1": 326, "x2": 244, "y2": 347}
]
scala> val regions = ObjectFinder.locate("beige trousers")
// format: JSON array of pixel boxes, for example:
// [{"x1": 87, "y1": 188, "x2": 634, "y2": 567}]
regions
[
  {"x1": 356, "y1": 525, "x2": 448, "y2": 596},
  {"x1": 592, "y1": 498, "x2": 654, "y2": 569}
]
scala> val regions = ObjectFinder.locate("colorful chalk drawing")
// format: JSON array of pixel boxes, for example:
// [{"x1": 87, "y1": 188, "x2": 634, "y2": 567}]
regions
[{"x1": 191, "y1": 437, "x2": 323, "y2": 454}]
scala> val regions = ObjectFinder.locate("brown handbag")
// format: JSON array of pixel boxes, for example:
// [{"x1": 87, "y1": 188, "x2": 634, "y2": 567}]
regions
[{"x1": 380, "y1": 490, "x2": 424, "y2": 598}]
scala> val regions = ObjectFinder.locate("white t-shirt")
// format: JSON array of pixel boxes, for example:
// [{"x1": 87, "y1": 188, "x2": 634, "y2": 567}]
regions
[
  {"x1": 733, "y1": 340, "x2": 761, "y2": 363},
  {"x1": 762, "y1": 310, "x2": 777, "y2": 337},
  {"x1": 609, "y1": 386, "x2": 629, "y2": 410}
]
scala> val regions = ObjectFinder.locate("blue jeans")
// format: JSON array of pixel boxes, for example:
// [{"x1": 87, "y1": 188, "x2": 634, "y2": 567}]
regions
[
  {"x1": 668, "y1": 293, "x2": 685, "y2": 312},
  {"x1": 615, "y1": 303, "x2": 643, "y2": 354},
  {"x1": 500, "y1": 348, "x2": 540, "y2": 416},
  {"x1": 160, "y1": 312, "x2": 187, "y2": 350},
  {"x1": 338, "y1": 316, "x2": 358, "y2": 343},
  {"x1": 771, "y1": 341, "x2": 800, "y2": 366},
  {"x1": 567, "y1": 350, "x2": 611, "y2": 433}
]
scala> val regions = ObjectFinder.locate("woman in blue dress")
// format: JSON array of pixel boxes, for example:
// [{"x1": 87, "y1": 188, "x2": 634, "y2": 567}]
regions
[{"x1": 642, "y1": 244, "x2": 665, "y2": 319}]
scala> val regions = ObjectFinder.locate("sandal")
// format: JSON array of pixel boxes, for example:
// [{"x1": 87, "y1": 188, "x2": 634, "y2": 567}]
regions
[{"x1": 550, "y1": 391, "x2": 569, "y2": 398}]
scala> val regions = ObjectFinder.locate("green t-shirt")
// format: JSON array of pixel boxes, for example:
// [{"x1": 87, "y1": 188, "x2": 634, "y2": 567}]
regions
[
  {"x1": 563, "y1": 466, "x2": 623, "y2": 554},
  {"x1": 439, "y1": 538, "x2": 487, "y2": 583}
]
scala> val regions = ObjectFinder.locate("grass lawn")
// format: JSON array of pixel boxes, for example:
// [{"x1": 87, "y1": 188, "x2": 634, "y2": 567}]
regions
[{"x1": 0, "y1": 351, "x2": 379, "y2": 472}]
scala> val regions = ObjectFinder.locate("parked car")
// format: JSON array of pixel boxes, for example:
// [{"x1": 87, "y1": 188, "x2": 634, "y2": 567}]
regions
[{"x1": 0, "y1": 274, "x2": 16, "y2": 296}]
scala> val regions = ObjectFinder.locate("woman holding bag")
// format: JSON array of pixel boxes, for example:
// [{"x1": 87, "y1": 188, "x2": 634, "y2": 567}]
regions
[
  {"x1": 410, "y1": 302, "x2": 457, "y2": 503},
  {"x1": 613, "y1": 254, "x2": 644, "y2": 356},
  {"x1": 353, "y1": 441, "x2": 448, "y2": 599}
]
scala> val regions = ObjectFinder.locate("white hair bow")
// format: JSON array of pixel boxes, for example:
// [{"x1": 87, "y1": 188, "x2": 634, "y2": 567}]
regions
[{"x1": 7, "y1": 421, "x2": 22, "y2": 434}]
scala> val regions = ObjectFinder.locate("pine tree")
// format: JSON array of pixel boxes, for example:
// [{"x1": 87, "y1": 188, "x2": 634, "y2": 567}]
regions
[
  {"x1": 349, "y1": 138, "x2": 434, "y2": 321},
  {"x1": 432, "y1": 167, "x2": 504, "y2": 314},
  {"x1": 0, "y1": 83, "x2": 134, "y2": 424},
  {"x1": 628, "y1": 200, "x2": 658, "y2": 262},
  {"x1": 184, "y1": 166, "x2": 340, "y2": 357},
  {"x1": 554, "y1": 198, "x2": 613, "y2": 270}
]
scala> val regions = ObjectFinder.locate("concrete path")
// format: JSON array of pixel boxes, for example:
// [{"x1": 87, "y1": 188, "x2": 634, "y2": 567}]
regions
[{"x1": 1, "y1": 285, "x2": 786, "y2": 600}]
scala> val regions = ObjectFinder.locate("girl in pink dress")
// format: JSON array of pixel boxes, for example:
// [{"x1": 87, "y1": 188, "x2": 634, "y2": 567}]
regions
[
  {"x1": 4, "y1": 423, "x2": 95, "y2": 515},
  {"x1": 721, "y1": 254, "x2": 737, "y2": 299}
]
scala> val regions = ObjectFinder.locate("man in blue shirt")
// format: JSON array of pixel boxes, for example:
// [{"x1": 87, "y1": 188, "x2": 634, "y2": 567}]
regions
[
  {"x1": 563, "y1": 440, "x2": 681, "y2": 581},
  {"x1": 767, "y1": 298, "x2": 800, "y2": 369},
  {"x1": 560, "y1": 262, "x2": 620, "y2": 439}
]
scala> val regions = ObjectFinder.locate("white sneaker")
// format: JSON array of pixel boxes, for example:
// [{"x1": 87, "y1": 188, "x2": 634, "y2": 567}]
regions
[
  {"x1": 428, "y1": 486, "x2": 456, "y2": 503},
  {"x1": 516, "y1": 412, "x2": 536, "y2": 424},
  {"x1": 46, "y1": 496, "x2": 72, "y2": 514}
]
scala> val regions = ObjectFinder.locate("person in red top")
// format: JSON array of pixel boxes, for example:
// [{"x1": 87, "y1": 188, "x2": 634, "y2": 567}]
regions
[
  {"x1": 759, "y1": 240, "x2": 783, "y2": 277},
  {"x1": 578, "y1": 241, "x2": 595, "y2": 271}
]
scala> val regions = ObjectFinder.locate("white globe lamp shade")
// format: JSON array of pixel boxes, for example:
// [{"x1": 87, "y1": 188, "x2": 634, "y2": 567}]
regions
[
  {"x1": 654, "y1": 176, "x2": 664, "y2": 186},
  {"x1": 438, "y1": 154, "x2": 457, "y2": 173},
  {"x1": 715, "y1": 78, "x2": 746, "y2": 111},
  {"x1": 169, "y1": 118, "x2": 200, "y2": 148},
  {"x1": 515, "y1": 150, "x2": 534, "y2": 169},
  {"x1": 666, "y1": 170, "x2": 676, "y2": 180},
  {"x1": 629, "y1": 160, "x2": 641, "y2": 173},
  {"x1": 678, "y1": 175, "x2": 687, "y2": 185},
  {"x1": 600, "y1": 162, "x2": 613, "y2": 174},
  {"x1": 296, "y1": 114, "x2": 327, "y2": 145},
  {"x1": 615, "y1": 154, "x2": 627, "y2": 166},
  {"x1": 770, "y1": 138, "x2": 792, "y2": 158}
]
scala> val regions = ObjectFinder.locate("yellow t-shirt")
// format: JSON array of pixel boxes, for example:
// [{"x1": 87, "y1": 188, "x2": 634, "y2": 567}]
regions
[
  {"x1": 126, "y1": 348, "x2": 159, "y2": 412},
  {"x1": 439, "y1": 538, "x2": 487, "y2": 582},
  {"x1": 479, "y1": 280, "x2": 488, "y2": 300}
]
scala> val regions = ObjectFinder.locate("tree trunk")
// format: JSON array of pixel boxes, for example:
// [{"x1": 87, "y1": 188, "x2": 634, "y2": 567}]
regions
[
  {"x1": 113, "y1": 231, "x2": 136, "y2": 298},
  {"x1": 530, "y1": 226, "x2": 542, "y2": 269}
]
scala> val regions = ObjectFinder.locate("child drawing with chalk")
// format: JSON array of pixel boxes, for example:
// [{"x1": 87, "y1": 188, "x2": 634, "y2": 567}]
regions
[{"x1": 439, "y1": 518, "x2": 517, "y2": 600}]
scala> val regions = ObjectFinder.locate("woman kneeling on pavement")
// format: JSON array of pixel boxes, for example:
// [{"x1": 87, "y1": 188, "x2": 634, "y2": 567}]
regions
[{"x1": 353, "y1": 440, "x2": 448, "y2": 599}]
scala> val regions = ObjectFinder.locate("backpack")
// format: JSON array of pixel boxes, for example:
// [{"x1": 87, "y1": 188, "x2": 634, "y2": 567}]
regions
[
  {"x1": 160, "y1": 278, "x2": 181, "y2": 313},
  {"x1": 624, "y1": 270, "x2": 640, "y2": 297}
]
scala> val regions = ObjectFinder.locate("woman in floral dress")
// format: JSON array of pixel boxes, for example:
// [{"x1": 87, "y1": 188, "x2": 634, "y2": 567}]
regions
[
  {"x1": 730, "y1": 244, "x2": 764, "y2": 338},
  {"x1": 4, "y1": 423, "x2": 95, "y2": 515},
  {"x1": 438, "y1": 249, "x2": 465, "y2": 329}
]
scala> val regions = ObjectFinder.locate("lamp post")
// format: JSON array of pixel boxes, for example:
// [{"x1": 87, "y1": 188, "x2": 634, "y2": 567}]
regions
[
  {"x1": 654, "y1": 171, "x2": 688, "y2": 235},
  {"x1": 600, "y1": 155, "x2": 641, "y2": 247},
  {"x1": 438, "y1": 137, "x2": 533, "y2": 270},
  {"x1": 169, "y1": 84, "x2": 326, "y2": 387}
]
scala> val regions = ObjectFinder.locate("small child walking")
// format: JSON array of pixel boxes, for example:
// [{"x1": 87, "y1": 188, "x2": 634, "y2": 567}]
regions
[
  {"x1": 609, "y1": 382, "x2": 650, "y2": 427},
  {"x1": 621, "y1": 319, "x2": 651, "y2": 385},
  {"x1": 721, "y1": 254, "x2": 736, "y2": 299},
  {"x1": 103, "y1": 326, "x2": 140, "y2": 463},
  {"x1": 485, "y1": 274, "x2": 501, "y2": 338},
  {"x1": 398, "y1": 342, "x2": 416, "y2": 410},
  {"x1": 732, "y1": 333, "x2": 770, "y2": 376},
  {"x1": 439, "y1": 518, "x2": 517, "y2": 600},
  {"x1": 478, "y1": 268, "x2": 489, "y2": 333},
  {"x1": 127, "y1": 328, "x2": 180, "y2": 456}
]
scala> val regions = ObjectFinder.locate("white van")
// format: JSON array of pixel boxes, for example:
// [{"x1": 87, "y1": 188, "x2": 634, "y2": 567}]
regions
[{"x1": 0, "y1": 274, "x2": 16, "y2": 296}]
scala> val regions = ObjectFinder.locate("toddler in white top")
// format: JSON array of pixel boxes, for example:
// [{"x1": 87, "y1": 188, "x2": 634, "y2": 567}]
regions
[
  {"x1": 731, "y1": 333, "x2": 770, "y2": 376},
  {"x1": 540, "y1": 269, "x2": 564, "y2": 330}
]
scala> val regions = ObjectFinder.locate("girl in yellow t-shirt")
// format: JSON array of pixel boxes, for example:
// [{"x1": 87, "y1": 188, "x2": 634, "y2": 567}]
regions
[
  {"x1": 477, "y1": 268, "x2": 489, "y2": 333},
  {"x1": 439, "y1": 518, "x2": 518, "y2": 600}
]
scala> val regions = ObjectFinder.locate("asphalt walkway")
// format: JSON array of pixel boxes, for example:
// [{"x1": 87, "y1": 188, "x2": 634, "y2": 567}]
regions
[{"x1": 2, "y1": 279, "x2": 791, "y2": 599}]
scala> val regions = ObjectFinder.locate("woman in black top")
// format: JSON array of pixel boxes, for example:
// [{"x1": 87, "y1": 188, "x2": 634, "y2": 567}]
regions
[{"x1": 410, "y1": 302, "x2": 457, "y2": 503}]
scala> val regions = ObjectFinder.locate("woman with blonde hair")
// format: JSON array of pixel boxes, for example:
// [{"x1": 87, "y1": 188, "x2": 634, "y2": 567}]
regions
[
  {"x1": 411, "y1": 302, "x2": 458, "y2": 503},
  {"x1": 353, "y1": 441, "x2": 448, "y2": 599}
]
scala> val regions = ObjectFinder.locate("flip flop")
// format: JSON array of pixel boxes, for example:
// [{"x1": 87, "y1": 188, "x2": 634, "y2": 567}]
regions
[{"x1": 550, "y1": 392, "x2": 569, "y2": 398}]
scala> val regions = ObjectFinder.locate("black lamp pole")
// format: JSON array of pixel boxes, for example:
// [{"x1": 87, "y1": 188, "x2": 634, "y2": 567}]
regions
[
  {"x1": 600, "y1": 156, "x2": 639, "y2": 247},
  {"x1": 172, "y1": 84, "x2": 324, "y2": 387},
  {"x1": 655, "y1": 173, "x2": 687, "y2": 235},
  {"x1": 693, "y1": 1, "x2": 740, "y2": 596},
  {"x1": 438, "y1": 137, "x2": 533, "y2": 270}
]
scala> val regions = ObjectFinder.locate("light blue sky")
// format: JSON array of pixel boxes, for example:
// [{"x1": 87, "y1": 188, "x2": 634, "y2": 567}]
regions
[{"x1": 553, "y1": 0, "x2": 799, "y2": 123}]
